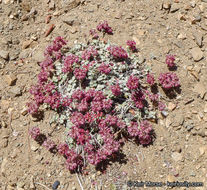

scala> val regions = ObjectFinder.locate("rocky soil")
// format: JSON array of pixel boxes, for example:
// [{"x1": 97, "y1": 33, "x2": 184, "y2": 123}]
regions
[{"x1": 0, "y1": 0, "x2": 207, "y2": 189}]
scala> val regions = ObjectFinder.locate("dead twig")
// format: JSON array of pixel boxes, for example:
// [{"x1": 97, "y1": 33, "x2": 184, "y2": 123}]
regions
[
  {"x1": 45, "y1": 24, "x2": 55, "y2": 37},
  {"x1": 76, "y1": 173, "x2": 84, "y2": 190},
  {"x1": 35, "y1": 182, "x2": 51, "y2": 190}
]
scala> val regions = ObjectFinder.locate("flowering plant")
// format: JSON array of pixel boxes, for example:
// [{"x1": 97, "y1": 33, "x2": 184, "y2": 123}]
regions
[{"x1": 28, "y1": 21, "x2": 180, "y2": 172}]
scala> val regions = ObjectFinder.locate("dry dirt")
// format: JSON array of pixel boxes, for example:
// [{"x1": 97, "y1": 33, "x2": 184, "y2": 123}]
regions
[{"x1": 0, "y1": 0, "x2": 207, "y2": 189}]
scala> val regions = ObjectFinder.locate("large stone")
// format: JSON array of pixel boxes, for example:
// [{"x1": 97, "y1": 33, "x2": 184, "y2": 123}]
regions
[{"x1": 190, "y1": 47, "x2": 203, "y2": 61}]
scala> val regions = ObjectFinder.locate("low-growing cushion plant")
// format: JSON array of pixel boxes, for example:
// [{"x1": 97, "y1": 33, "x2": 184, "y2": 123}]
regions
[{"x1": 28, "y1": 21, "x2": 180, "y2": 172}]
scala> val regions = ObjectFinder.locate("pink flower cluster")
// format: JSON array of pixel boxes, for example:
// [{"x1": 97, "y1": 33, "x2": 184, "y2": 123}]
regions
[
  {"x1": 126, "y1": 75, "x2": 139, "y2": 90},
  {"x1": 44, "y1": 36, "x2": 67, "y2": 59},
  {"x1": 28, "y1": 37, "x2": 69, "y2": 114},
  {"x1": 127, "y1": 120, "x2": 152, "y2": 145},
  {"x1": 89, "y1": 29, "x2": 99, "y2": 39},
  {"x1": 98, "y1": 63, "x2": 111, "y2": 74},
  {"x1": 126, "y1": 40, "x2": 137, "y2": 52},
  {"x1": 131, "y1": 90, "x2": 145, "y2": 109},
  {"x1": 82, "y1": 47, "x2": 98, "y2": 61},
  {"x1": 74, "y1": 68, "x2": 87, "y2": 80},
  {"x1": 29, "y1": 127, "x2": 40, "y2": 140},
  {"x1": 62, "y1": 54, "x2": 79, "y2": 73},
  {"x1": 147, "y1": 73, "x2": 155, "y2": 86},
  {"x1": 29, "y1": 127, "x2": 56, "y2": 151},
  {"x1": 107, "y1": 46, "x2": 128, "y2": 60},
  {"x1": 166, "y1": 55, "x2": 176, "y2": 68},
  {"x1": 110, "y1": 82, "x2": 121, "y2": 96},
  {"x1": 159, "y1": 72, "x2": 180, "y2": 89},
  {"x1": 97, "y1": 21, "x2": 113, "y2": 34}
]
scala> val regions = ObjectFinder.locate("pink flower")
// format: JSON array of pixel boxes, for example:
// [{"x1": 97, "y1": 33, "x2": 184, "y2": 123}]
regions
[
  {"x1": 74, "y1": 68, "x2": 87, "y2": 80},
  {"x1": 97, "y1": 21, "x2": 113, "y2": 34},
  {"x1": 43, "y1": 139, "x2": 56, "y2": 150},
  {"x1": 108, "y1": 46, "x2": 128, "y2": 60},
  {"x1": 98, "y1": 63, "x2": 111, "y2": 74},
  {"x1": 128, "y1": 122, "x2": 139, "y2": 137},
  {"x1": 62, "y1": 54, "x2": 79, "y2": 73},
  {"x1": 89, "y1": 29, "x2": 99, "y2": 39},
  {"x1": 70, "y1": 112, "x2": 85, "y2": 127},
  {"x1": 127, "y1": 75, "x2": 139, "y2": 90},
  {"x1": 126, "y1": 40, "x2": 137, "y2": 52},
  {"x1": 110, "y1": 82, "x2": 121, "y2": 96},
  {"x1": 147, "y1": 73, "x2": 155, "y2": 86},
  {"x1": 138, "y1": 120, "x2": 153, "y2": 145},
  {"x1": 82, "y1": 47, "x2": 98, "y2": 61},
  {"x1": 29, "y1": 127, "x2": 40, "y2": 140},
  {"x1": 159, "y1": 72, "x2": 180, "y2": 89},
  {"x1": 166, "y1": 55, "x2": 176, "y2": 68}
]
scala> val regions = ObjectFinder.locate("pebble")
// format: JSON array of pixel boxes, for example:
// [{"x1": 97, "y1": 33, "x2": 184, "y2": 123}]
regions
[
  {"x1": 193, "y1": 82, "x2": 206, "y2": 99},
  {"x1": 21, "y1": 106, "x2": 28, "y2": 116},
  {"x1": 161, "y1": 110, "x2": 169, "y2": 117},
  {"x1": 22, "y1": 40, "x2": 32, "y2": 49},
  {"x1": 8, "y1": 86, "x2": 22, "y2": 97},
  {"x1": 171, "y1": 152, "x2": 183, "y2": 162},
  {"x1": 199, "y1": 146, "x2": 206, "y2": 155},
  {"x1": 170, "y1": 3, "x2": 180, "y2": 12},
  {"x1": 168, "y1": 102, "x2": 176, "y2": 111},
  {"x1": 4, "y1": 74, "x2": 17, "y2": 86},
  {"x1": 1, "y1": 157, "x2": 8, "y2": 176},
  {"x1": 167, "y1": 175, "x2": 176, "y2": 182},
  {"x1": 193, "y1": 33, "x2": 203, "y2": 47},
  {"x1": 190, "y1": 47, "x2": 203, "y2": 61},
  {"x1": 52, "y1": 180, "x2": 60, "y2": 190},
  {"x1": 63, "y1": 18, "x2": 75, "y2": 26},
  {"x1": 204, "y1": 103, "x2": 207, "y2": 113},
  {"x1": 163, "y1": 2, "x2": 171, "y2": 10},
  {"x1": 0, "y1": 50, "x2": 9, "y2": 60}
]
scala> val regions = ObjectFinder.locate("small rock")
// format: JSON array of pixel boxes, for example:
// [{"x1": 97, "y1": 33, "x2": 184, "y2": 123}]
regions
[
  {"x1": 190, "y1": 171, "x2": 196, "y2": 177},
  {"x1": 30, "y1": 176, "x2": 35, "y2": 190},
  {"x1": 194, "y1": 82, "x2": 206, "y2": 99},
  {"x1": 7, "y1": 185, "x2": 15, "y2": 190},
  {"x1": 163, "y1": 2, "x2": 171, "y2": 10},
  {"x1": 0, "y1": 50, "x2": 9, "y2": 60},
  {"x1": 161, "y1": 111, "x2": 169, "y2": 117},
  {"x1": 178, "y1": 13, "x2": 186, "y2": 21},
  {"x1": 194, "y1": 33, "x2": 203, "y2": 47},
  {"x1": 17, "y1": 181, "x2": 25, "y2": 188},
  {"x1": 4, "y1": 74, "x2": 17, "y2": 86},
  {"x1": 177, "y1": 33, "x2": 187, "y2": 40},
  {"x1": 3, "y1": 0, "x2": 11, "y2": 4},
  {"x1": 31, "y1": 142, "x2": 39, "y2": 151},
  {"x1": 190, "y1": 47, "x2": 203, "y2": 61},
  {"x1": 70, "y1": 27, "x2": 77, "y2": 34},
  {"x1": 204, "y1": 103, "x2": 207, "y2": 113},
  {"x1": 190, "y1": 0, "x2": 196, "y2": 8},
  {"x1": 53, "y1": 11, "x2": 61, "y2": 16},
  {"x1": 167, "y1": 175, "x2": 176, "y2": 182},
  {"x1": 171, "y1": 152, "x2": 183, "y2": 162},
  {"x1": 21, "y1": 106, "x2": 28, "y2": 116},
  {"x1": 1, "y1": 157, "x2": 8, "y2": 176},
  {"x1": 168, "y1": 102, "x2": 176, "y2": 111},
  {"x1": 63, "y1": 18, "x2": 75, "y2": 26},
  {"x1": 170, "y1": 3, "x2": 180, "y2": 12},
  {"x1": 32, "y1": 49, "x2": 44, "y2": 63},
  {"x1": 199, "y1": 146, "x2": 206, "y2": 155},
  {"x1": 8, "y1": 86, "x2": 22, "y2": 97},
  {"x1": 22, "y1": 40, "x2": 32, "y2": 49},
  {"x1": 52, "y1": 180, "x2": 60, "y2": 190}
]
